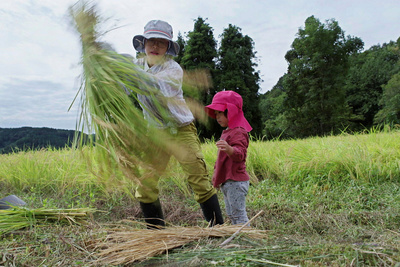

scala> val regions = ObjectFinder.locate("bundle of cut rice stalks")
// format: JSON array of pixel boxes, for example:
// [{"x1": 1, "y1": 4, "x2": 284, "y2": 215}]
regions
[
  {"x1": 69, "y1": 1, "x2": 211, "y2": 191},
  {"x1": 94, "y1": 222, "x2": 269, "y2": 265},
  {"x1": 0, "y1": 206, "x2": 95, "y2": 236}
]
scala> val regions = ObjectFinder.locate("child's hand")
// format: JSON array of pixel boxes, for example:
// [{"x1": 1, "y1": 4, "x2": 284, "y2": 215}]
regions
[{"x1": 216, "y1": 139, "x2": 233, "y2": 155}]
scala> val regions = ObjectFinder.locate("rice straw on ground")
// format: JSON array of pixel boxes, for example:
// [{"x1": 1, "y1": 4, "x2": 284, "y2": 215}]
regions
[
  {"x1": 94, "y1": 223, "x2": 269, "y2": 265},
  {"x1": 0, "y1": 207, "x2": 95, "y2": 236}
]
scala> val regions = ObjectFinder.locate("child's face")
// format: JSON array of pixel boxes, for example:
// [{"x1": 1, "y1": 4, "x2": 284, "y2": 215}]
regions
[
  {"x1": 145, "y1": 38, "x2": 169, "y2": 66},
  {"x1": 215, "y1": 110, "x2": 228, "y2": 128}
]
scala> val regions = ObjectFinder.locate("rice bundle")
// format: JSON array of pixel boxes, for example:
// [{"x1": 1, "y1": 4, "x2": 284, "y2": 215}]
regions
[
  {"x1": 94, "y1": 223, "x2": 269, "y2": 265},
  {"x1": 0, "y1": 207, "x2": 95, "y2": 236},
  {"x1": 69, "y1": 1, "x2": 211, "y2": 190},
  {"x1": 69, "y1": 1, "x2": 159, "y2": 187}
]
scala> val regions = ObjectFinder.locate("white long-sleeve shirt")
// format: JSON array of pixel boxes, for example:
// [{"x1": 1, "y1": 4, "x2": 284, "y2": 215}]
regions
[{"x1": 134, "y1": 57, "x2": 194, "y2": 129}]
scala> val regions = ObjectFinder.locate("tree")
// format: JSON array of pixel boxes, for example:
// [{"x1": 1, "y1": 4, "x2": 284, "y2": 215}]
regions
[
  {"x1": 180, "y1": 17, "x2": 217, "y2": 71},
  {"x1": 374, "y1": 73, "x2": 400, "y2": 125},
  {"x1": 259, "y1": 76, "x2": 289, "y2": 139},
  {"x1": 375, "y1": 39, "x2": 400, "y2": 125},
  {"x1": 284, "y1": 16, "x2": 363, "y2": 138},
  {"x1": 345, "y1": 41, "x2": 400, "y2": 129},
  {"x1": 216, "y1": 24, "x2": 262, "y2": 135},
  {"x1": 174, "y1": 32, "x2": 186, "y2": 65},
  {"x1": 180, "y1": 17, "x2": 218, "y2": 139}
]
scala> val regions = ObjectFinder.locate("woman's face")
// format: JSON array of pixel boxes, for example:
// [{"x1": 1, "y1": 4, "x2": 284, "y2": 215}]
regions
[
  {"x1": 145, "y1": 38, "x2": 169, "y2": 66},
  {"x1": 215, "y1": 110, "x2": 228, "y2": 128}
]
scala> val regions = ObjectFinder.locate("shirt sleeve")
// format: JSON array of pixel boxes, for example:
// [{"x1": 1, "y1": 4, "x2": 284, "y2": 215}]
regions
[
  {"x1": 152, "y1": 64, "x2": 183, "y2": 98},
  {"x1": 134, "y1": 59, "x2": 183, "y2": 97},
  {"x1": 228, "y1": 129, "x2": 249, "y2": 162}
]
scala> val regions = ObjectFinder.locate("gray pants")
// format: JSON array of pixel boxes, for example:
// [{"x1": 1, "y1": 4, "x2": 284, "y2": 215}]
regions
[{"x1": 221, "y1": 180, "x2": 249, "y2": 225}]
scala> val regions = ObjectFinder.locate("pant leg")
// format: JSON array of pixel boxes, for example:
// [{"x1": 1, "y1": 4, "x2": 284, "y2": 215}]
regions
[
  {"x1": 135, "y1": 142, "x2": 171, "y2": 203},
  {"x1": 221, "y1": 180, "x2": 249, "y2": 225},
  {"x1": 222, "y1": 187, "x2": 233, "y2": 220},
  {"x1": 171, "y1": 123, "x2": 216, "y2": 203}
]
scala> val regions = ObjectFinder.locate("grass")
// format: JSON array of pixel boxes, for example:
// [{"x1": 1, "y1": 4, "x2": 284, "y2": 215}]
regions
[{"x1": 0, "y1": 129, "x2": 399, "y2": 266}]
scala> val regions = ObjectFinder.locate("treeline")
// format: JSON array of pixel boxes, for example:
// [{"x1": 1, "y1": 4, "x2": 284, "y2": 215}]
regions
[
  {"x1": 0, "y1": 127, "x2": 77, "y2": 154},
  {"x1": 176, "y1": 16, "x2": 400, "y2": 140}
]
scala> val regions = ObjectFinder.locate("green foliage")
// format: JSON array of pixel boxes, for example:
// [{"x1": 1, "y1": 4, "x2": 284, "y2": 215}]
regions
[
  {"x1": 345, "y1": 41, "x2": 400, "y2": 129},
  {"x1": 283, "y1": 16, "x2": 364, "y2": 138},
  {"x1": 180, "y1": 17, "x2": 217, "y2": 71},
  {"x1": 259, "y1": 76, "x2": 289, "y2": 139},
  {"x1": 216, "y1": 24, "x2": 262, "y2": 135},
  {"x1": 375, "y1": 72, "x2": 400, "y2": 124},
  {"x1": 259, "y1": 17, "x2": 399, "y2": 139}
]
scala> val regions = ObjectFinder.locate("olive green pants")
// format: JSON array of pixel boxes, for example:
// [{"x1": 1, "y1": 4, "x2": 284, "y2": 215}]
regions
[{"x1": 135, "y1": 122, "x2": 216, "y2": 204}]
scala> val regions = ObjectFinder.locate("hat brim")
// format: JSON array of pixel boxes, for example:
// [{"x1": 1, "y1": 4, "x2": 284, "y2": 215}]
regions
[
  {"x1": 204, "y1": 103, "x2": 227, "y2": 119},
  {"x1": 132, "y1": 35, "x2": 180, "y2": 56}
]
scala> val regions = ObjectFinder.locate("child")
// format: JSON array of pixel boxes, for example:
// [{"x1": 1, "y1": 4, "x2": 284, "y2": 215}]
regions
[
  {"x1": 205, "y1": 90, "x2": 252, "y2": 225},
  {"x1": 131, "y1": 20, "x2": 223, "y2": 228}
]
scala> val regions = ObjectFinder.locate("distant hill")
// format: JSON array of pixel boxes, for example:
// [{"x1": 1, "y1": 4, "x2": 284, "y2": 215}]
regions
[{"x1": 0, "y1": 127, "x2": 80, "y2": 154}]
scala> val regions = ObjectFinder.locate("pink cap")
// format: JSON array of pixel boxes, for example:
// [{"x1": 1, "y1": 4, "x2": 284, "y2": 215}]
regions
[{"x1": 205, "y1": 91, "x2": 252, "y2": 132}]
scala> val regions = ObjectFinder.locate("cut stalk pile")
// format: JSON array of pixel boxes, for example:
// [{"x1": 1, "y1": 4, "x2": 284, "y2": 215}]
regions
[
  {"x1": 0, "y1": 207, "x2": 95, "y2": 236},
  {"x1": 94, "y1": 223, "x2": 269, "y2": 265}
]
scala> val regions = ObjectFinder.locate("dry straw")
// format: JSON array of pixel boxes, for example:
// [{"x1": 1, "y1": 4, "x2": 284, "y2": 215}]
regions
[{"x1": 94, "y1": 222, "x2": 269, "y2": 265}]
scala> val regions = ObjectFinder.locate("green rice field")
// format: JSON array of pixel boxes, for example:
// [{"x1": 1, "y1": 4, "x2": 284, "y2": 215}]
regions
[{"x1": 1, "y1": 129, "x2": 399, "y2": 266}]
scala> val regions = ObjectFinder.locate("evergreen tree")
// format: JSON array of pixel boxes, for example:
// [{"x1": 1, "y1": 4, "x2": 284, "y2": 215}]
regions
[
  {"x1": 181, "y1": 17, "x2": 217, "y2": 71},
  {"x1": 180, "y1": 17, "x2": 218, "y2": 139},
  {"x1": 174, "y1": 32, "x2": 186, "y2": 65},
  {"x1": 216, "y1": 24, "x2": 262, "y2": 136},
  {"x1": 284, "y1": 16, "x2": 363, "y2": 138}
]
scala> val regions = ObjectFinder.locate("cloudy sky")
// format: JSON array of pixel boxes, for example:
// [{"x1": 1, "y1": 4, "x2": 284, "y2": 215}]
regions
[{"x1": 0, "y1": 0, "x2": 399, "y2": 130}]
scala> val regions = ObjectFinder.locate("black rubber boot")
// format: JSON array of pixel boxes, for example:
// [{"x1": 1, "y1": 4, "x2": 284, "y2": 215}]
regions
[
  {"x1": 139, "y1": 199, "x2": 165, "y2": 229},
  {"x1": 200, "y1": 194, "x2": 224, "y2": 226}
]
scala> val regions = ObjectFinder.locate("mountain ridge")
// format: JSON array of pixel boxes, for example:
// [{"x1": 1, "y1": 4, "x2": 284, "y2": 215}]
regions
[{"x1": 0, "y1": 127, "x2": 79, "y2": 154}]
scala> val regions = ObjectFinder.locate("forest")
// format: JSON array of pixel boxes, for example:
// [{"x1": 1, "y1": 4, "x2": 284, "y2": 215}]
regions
[{"x1": 0, "y1": 127, "x2": 77, "y2": 154}]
